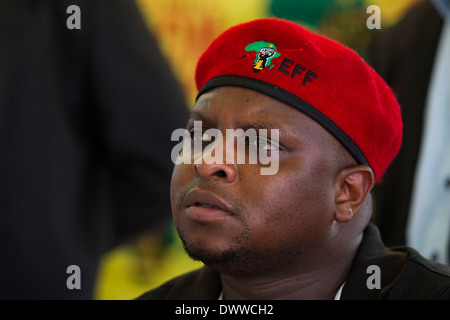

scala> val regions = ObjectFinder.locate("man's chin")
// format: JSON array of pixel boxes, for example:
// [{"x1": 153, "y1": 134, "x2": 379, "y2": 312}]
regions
[
  {"x1": 179, "y1": 236, "x2": 249, "y2": 276},
  {"x1": 180, "y1": 239, "x2": 275, "y2": 277},
  {"x1": 176, "y1": 224, "x2": 277, "y2": 276},
  {"x1": 181, "y1": 239, "x2": 236, "y2": 266},
  {"x1": 176, "y1": 224, "x2": 245, "y2": 271}
]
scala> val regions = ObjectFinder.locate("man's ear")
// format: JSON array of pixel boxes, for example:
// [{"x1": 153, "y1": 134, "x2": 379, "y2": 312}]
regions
[{"x1": 334, "y1": 165, "x2": 374, "y2": 223}]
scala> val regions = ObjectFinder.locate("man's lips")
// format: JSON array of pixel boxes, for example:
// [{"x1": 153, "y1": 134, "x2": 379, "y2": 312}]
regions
[{"x1": 184, "y1": 189, "x2": 233, "y2": 223}]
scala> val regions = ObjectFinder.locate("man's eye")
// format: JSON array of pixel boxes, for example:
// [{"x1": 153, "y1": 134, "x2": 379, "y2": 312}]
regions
[
  {"x1": 189, "y1": 128, "x2": 203, "y2": 139},
  {"x1": 250, "y1": 137, "x2": 279, "y2": 151},
  {"x1": 260, "y1": 139, "x2": 277, "y2": 151},
  {"x1": 189, "y1": 129, "x2": 215, "y2": 148},
  {"x1": 202, "y1": 132, "x2": 214, "y2": 142}
]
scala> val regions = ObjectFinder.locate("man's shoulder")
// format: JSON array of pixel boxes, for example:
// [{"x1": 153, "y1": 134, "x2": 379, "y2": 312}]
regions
[
  {"x1": 401, "y1": 247, "x2": 450, "y2": 278},
  {"x1": 343, "y1": 224, "x2": 450, "y2": 300},
  {"x1": 135, "y1": 267, "x2": 221, "y2": 300},
  {"x1": 135, "y1": 276, "x2": 180, "y2": 300},
  {"x1": 389, "y1": 247, "x2": 450, "y2": 299}
]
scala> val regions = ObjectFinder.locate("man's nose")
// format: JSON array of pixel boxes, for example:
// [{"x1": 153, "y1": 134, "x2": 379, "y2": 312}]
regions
[
  {"x1": 192, "y1": 143, "x2": 238, "y2": 183},
  {"x1": 192, "y1": 161, "x2": 238, "y2": 183}
]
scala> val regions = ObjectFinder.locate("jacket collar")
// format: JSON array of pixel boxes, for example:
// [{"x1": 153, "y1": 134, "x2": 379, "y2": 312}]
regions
[{"x1": 340, "y1": 224, "x2": 407, "y2": 299}]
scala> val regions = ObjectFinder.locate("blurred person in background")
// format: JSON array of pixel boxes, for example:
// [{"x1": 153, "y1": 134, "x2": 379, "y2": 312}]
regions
[
  {"x1": 369, "y1": 0, "x2": 449, "y2": 264},
  {"x1": 0, "y1": 0, "x2": 188, "y2": 299}
]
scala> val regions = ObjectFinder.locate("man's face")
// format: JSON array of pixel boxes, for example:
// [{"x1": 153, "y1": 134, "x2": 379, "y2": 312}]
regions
[{"x1": 171, "y1": 86, "x2": 344, "y2": 277}]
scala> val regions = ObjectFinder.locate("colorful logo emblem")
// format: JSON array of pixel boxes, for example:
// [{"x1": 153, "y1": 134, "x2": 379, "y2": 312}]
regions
[{"x1": 245, "y1": 41, "x2": 281, "y2": 73}]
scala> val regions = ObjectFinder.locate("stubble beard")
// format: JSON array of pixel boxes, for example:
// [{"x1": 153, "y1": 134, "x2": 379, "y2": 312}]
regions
[
  {"x1": 175, "y1": 222, "x2": 304, "y2": 277},
  {"x1": 175, "y1": 222, "x2": 257, "y2": 276}
]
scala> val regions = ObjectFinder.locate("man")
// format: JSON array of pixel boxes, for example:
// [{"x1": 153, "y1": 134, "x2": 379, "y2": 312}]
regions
[{"x1": 138, "y1": 18, "x2": 450, "y2": 300}]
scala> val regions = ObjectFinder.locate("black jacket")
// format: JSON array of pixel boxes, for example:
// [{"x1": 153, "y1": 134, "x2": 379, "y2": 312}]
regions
[{"x1": 137, "y1": 224, "x2": 450, "y2": 300}]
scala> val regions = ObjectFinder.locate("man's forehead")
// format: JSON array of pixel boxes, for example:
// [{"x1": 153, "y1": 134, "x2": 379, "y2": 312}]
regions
[{"x1": 191, "y1": 87, "x2": 307, "y2": 129}]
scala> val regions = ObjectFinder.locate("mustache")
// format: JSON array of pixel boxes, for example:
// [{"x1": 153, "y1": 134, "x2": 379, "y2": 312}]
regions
[{"x1": 174, "y1": 183, "x2": 246, "y2": 215}]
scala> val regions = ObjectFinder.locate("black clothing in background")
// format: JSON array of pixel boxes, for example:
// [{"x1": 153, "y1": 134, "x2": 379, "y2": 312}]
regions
[
  {"x1": 368, "y1": 0, "x2": 444, "y2": 247},
  {"x1": 0, "y1": 0, "x2": 188, "y2": 299}
]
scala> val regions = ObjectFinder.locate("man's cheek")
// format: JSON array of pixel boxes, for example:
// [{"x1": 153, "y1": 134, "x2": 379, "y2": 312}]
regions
[
  {"x1": 170, "y1": 163, "x2": 189, "y2": 188},
  {"x1": 170, "y1": 164, "x2": 190, "y2": 210}
]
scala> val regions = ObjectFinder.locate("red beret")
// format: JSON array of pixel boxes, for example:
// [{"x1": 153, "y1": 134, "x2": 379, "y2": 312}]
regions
[{"x1": 195, "y1": 18, "x2": 402, "y2": 182}]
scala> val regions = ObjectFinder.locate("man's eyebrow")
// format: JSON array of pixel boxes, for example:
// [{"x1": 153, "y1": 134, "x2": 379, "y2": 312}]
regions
[
  {"x1": 189, "y1": 110, "x2": 295, "y2": 132},
  {"x1": 238, "y1": 121, "x2": 286, "y2": 132}
]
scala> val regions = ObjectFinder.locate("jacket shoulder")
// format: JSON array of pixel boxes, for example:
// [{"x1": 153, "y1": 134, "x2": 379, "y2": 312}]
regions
[
  {"x1": 387, "y1": 248, "x2": 450, "y2": 299},
  {"x1": 135, "y1": 267, "x2": 221, "y2": 300},
  {"x1": 135, "y1": 277, "x2": 179, "y2": 300}
]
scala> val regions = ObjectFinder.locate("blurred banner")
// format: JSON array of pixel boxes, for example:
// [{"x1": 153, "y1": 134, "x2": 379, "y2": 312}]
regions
[
  {"x1": 137, "y1": 0, "x2": 418, "y2": 106},
  {"x1": 94, "y1": 0, "x2": 420, "y2": 300}
]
